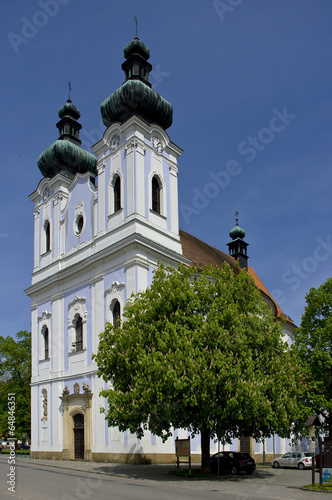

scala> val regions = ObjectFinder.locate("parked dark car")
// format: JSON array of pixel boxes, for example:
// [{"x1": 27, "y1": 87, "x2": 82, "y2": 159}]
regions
[{"x1": 210, "y1": 451, "x2": 256, "y2": 475}]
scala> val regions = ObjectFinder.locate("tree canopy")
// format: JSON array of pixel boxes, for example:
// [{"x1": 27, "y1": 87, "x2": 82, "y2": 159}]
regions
[
  {"x1": 294, "y1": 277, "x2": 332, "y2": 436},
  {"x1": 0, "y1": 331, "x2": 31, "y2": 441},
  {"x1": 94, "y1": 262, "x2": 302, "y2": 472}
]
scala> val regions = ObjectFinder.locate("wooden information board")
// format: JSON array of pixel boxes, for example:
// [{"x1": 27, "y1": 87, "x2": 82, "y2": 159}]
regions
[{"x1": 175, "y1": 436, "x2": 191, "y2": 473}]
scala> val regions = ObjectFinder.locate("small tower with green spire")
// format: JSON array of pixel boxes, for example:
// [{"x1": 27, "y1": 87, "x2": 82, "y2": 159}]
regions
[
  {"x1": 37, "y1": 92, "x2": 97, "y2": 179},
  {"x1": 227, "y1": 211, "x2": 249, "y2": 270}
]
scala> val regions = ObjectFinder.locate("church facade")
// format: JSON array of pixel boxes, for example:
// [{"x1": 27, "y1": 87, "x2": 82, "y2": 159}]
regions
[{"x1": 26, "y1": 36, "x2": 295, "y2": 463}]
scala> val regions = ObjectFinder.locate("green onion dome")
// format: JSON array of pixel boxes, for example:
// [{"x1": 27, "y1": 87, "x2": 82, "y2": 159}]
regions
[
  {"x1": 229, "y1": 216, "x2": 246, "y2": 240},
  {"x1": 101, "y1": 80, "x2": 173, "y2": 129},
  {"x1": 101, "y1": 37, "x2": 173, "y2": 130},
  {"x1": 123, "y1": 37, "x2": 150, "y2": 60},
  {"x1": 58, "y1": 100, "x2": 81, "y2": 121},
  {"x1": 37, "y1": 99, "x2": 97, "y2": 179},
  {"x1": 37, "y1": 139, "x2": 97, "y2": 179}
]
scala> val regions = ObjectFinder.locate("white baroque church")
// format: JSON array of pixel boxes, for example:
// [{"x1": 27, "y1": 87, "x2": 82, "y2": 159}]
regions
[{"x1": 26, "y1": 36, "x2": 295, "y2": 463}]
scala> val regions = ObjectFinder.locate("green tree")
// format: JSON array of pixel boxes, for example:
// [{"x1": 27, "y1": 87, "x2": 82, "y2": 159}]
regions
[
  {"x1": 94, "y1": 263, "x2": 301, "y2": 473},
  {"x1": 294, "y1": 277, "x2": 332, "y2": 436},
  {"x1": 0, "y1": 331, "x2": 31, "y2": 441}
]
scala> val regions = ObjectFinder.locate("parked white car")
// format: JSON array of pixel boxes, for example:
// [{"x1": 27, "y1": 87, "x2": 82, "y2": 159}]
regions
[{"x1": 272, "y1": 452, "x2": 313, "y2": 470}]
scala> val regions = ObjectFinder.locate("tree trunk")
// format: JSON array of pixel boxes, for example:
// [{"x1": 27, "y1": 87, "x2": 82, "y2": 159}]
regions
[{"x1": 200, "y1": 427, "x2": 211, "y2": 474}]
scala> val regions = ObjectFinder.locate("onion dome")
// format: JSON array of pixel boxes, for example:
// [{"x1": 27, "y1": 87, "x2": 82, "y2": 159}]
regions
[
  {"x1": 123, "y1": 37, "x2": 150, "y2": 60},
  {"x1": 229, "y1": 214, "x2": 246, "y2": 240},
  {"x1": 37, "y1": 99, "x2": 97, "y2": 179},
  {"x1": 101, "y1": 36, "x2": 173, "y2": 130}
]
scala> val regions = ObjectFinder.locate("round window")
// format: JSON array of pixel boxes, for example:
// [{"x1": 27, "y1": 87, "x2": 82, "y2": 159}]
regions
[{"x1": 76, "y1": 214, "x2": 84, "y2": 235}]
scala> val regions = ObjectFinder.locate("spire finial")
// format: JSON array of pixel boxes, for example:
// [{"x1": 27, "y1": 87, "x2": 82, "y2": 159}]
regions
[
  {"x1": 235, "y1": 210, "x2": 239, "y2": 225},
  {"x1": 134, "y1": 16, "x2": 138, "y2": 37},
  {"x1": 68, "y1": 81, "x2": 71, "y2": 101}
]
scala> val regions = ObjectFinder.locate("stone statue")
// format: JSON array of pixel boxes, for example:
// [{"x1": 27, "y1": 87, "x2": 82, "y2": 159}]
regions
[
  {"x1": 42, "y1": 394, "x2": 47, "y2": 418},
  {"x1": 63, "y1": 386, "x2": 70, "y2": 396}
]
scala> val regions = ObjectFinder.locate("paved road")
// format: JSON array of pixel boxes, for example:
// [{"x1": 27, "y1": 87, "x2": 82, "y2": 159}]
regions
[{"x1": 0, "y1": 455, "x2": 327, "y2": 500}]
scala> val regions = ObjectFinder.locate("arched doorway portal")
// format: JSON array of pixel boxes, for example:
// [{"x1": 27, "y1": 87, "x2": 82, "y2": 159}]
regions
[
  {"x1": 60, "y1": 386, "x2": 92, "y2": 460},
  {"x1": 73, "y1": 413, "x2": 84, "y2": 459}
]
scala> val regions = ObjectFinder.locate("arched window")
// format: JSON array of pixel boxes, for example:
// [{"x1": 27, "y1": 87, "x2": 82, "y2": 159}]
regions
[
  {"x1": 75, "y1": 316, "x2": 83, "y2": 351},
  {"x1": 44, "y1": 327, "x2": 49, "y2": 359},
  {"x1": 113, "y1": 301, "x2": 121, "y2": 329},
  {"x1": 44, "y1": 220, "x2": 51, "y2": 252},
  {"x1": 152, "y1": 176, "x2": 161, "y2": 214},
  {"x1": 114, "y1": 176, "x2": 121, "y2": 212}
]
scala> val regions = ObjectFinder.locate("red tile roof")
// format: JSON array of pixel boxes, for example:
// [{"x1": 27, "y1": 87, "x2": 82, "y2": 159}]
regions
[{"x1": 179, "y1": 229, "x2": 294, "y2": 326}]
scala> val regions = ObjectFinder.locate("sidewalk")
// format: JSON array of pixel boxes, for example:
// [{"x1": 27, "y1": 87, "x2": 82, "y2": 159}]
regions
[
  {"x1": 8, "y1": 454, "x2": 271, "y2": 481},
  {"x1": 10, "y1": 455, "x2": 183, "y2": 480}
]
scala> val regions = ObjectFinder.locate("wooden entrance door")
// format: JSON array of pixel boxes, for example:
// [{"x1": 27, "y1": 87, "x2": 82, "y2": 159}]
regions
[{"x1": 73, "y1": 414, "x2": 84, "y2": 459}]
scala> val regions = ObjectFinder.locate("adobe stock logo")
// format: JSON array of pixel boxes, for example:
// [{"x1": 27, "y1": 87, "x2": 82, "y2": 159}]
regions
[
  {"x1": 213, "y1": 0, "x2": 244, "y2": 23},
  {"x1": 60, "y1": 476, "x2": 102, "y2": 500},
  {"x1": 237, "y1": 107, "x2": 296, "y2": 162},
  {"x1": 272, "y1": 234, "x2": 332, "y2": 306},
  {"x1": 150, "y1": 65, "x2": 170, "y2": 90},
  {"x1": 7, "y1": 0, "x2": 71, "y2": 54},
  {"x1": 179, "y1": 106, "x2": 296, "y2": 225}
]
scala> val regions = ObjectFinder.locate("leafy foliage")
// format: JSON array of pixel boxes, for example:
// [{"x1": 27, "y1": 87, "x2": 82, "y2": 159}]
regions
[
  {"x1": 294, "y1": 278, "x2": 332, "y2": 435},
  {"x1": 94, "y1": 263, "x2": 302, "y2": 471},
  {"x1": 0, "y1": 331, "x2": 31, "y2": 440}
]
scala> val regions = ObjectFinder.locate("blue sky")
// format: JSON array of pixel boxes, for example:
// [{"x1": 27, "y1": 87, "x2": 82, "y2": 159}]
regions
[{"x1": 1, "y1": 0, "x2": 332, "y2": 336}]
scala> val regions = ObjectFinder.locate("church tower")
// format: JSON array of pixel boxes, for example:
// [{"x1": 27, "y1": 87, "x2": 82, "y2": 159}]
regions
[
  {"x1": 227, "y1": 212, "x2": 249, "y2": 270},
  {"x1": 26, "y1": 36, "x2": 187, "y2": 462}
]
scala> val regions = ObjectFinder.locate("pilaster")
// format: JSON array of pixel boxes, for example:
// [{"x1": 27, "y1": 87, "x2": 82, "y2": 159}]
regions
[
  {"x1": 134, "y1": 137, "x2": 146, "y2": 217},
  {"x1": 125, "y1": 139, "x2": 135, "y2": 217},
  {"x1": 51, "y1": 293, "x2": 64, "y2": 374},
  {"x1": 97, "y1": 163, "x2": 106, "y2": 234},
  {"x1": 169, "y1": 162, "x2": 179, "y2": 234},
  {"x1": 31, "y1": 305, "x2": 38, "y2": 378},
  {"x1": 90, "y1": 274, "x2": 104, "y2": 357},
  {"x1": 52, "y1": 194, "x2": 61, "y2": 259},
  {"x1": 33, "y1": 209, "x2": 40, "y2": 270}
]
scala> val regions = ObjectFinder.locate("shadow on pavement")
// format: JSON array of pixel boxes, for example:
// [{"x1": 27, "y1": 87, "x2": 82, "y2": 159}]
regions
[{"x1": 90, "y1": 464, "x2": 275, "y2": 482}]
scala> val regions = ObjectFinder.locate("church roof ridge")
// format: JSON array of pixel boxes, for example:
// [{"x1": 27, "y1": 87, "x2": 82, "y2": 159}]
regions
[{"x1": 179, "y1": 229, "x2": 294, "y2": 326}]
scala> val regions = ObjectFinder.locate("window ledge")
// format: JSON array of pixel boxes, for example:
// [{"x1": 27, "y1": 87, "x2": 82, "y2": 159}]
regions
[
  {"x1": 149, "y1": 209, "x2": 167, "y2": 221},
  {"x1": 41, "y1": 250, "x2": 51, "y2": 257},
  {"x1": 39, "y1": 357, "x2": 50, "y2": 364},
  {"x1": 69, "y1": 348, "x2": 87, "y2": 356},
  {"x1": 108, "y1": 208, "x2": 123, "y2": 221}
]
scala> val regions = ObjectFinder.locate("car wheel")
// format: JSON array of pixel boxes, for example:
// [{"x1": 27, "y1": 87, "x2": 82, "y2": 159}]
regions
[
  {"x1": 272, "y1": 461, "x2": 280, "y2": 468},
  {"x1": 231, "y1": 466, "x2": 238, "y2": 475},
  {"x1": 298, "y1": 462, "x2": 305, "y2": 470}
]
